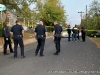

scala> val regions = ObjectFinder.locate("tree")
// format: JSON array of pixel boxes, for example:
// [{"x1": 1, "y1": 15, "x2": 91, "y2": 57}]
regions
[
  {"x1": 82, "y1": 0, "x2": 100, "y2": 30},
  {"x1": 0, "y1": 0, "x2": 67, "y2": 27},
  {"x1": 0, "y1": 0, "x2": 37, "y2": 25},
  {"x1": 35, "y1": 0, "x2": 67, "y2": 26}
]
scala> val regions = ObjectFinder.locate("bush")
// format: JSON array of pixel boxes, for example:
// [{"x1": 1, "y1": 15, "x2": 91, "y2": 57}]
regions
[
  {"x1": 45, "y1": 26, "x2": 54, "y2": 32},
  {"x1": 86, "y1": 30, "x2": 99, "y2": 36}
]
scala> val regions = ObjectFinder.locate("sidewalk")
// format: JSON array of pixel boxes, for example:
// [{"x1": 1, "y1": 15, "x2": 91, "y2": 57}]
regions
[{"x1": 0, "y1": 36, "x2": 52, "y2": 52}]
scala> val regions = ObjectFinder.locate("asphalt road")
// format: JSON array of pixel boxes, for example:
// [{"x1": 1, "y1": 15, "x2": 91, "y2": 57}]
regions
[{"x1": 0, "y1": 37, "x2": 100, "y2": 75}]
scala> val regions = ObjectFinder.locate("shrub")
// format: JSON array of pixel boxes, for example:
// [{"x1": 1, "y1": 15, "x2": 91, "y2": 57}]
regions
[
  {"x1": 45, "y1": 26, "x2": 54, "y2": 32},
  {"x1": 86, "y1": 30, "x2": 99, "y2": 36}
]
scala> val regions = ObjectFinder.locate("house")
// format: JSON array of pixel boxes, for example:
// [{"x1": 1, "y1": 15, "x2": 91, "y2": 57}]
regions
[
  {"x1": 0, "y1": 9, "x2": 17, "y2": 25},
  {"x1": 6, "y1": 9, "x2": 17, "y2": 25}
]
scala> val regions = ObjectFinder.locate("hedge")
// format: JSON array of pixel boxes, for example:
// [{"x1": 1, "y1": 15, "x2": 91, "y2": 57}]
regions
[
  {"x1": 86, "y1": 30, "x2": 100, "y2": 36},
  {"x1": 45, "y1": 26, "x2": 54, "y2": 32}
]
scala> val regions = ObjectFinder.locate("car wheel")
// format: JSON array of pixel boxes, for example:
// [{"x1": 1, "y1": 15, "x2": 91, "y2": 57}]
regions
[{"x1": 94, "y1": 35, "x2": 96, "y2": 38}]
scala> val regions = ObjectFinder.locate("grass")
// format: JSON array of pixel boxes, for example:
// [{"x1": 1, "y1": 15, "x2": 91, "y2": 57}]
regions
[
  {"x1": 48, "y1": 32, "x2": 52, "y2": 36},
  {"x1": 24, "y1": 32, "x2": 34, "y2": 39},
  {"x1": 90, "y1": 37, "x2": 100, "y2": 48}
]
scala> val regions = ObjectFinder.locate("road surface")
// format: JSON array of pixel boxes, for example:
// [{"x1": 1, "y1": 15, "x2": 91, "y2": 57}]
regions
[{"x1": 0, "y1": 38, "x2": 100, "y2": 75}]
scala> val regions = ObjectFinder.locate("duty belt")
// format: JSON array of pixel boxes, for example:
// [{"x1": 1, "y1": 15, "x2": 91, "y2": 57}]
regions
[
  {"x1": 15, "y1": 35, "x2": 22, "y2": 37},
  {"x1": 55, "y1": 34, "x2": 61, "y2": 36},
  {"x1": 37, "y1": 35, "x2": 44, "y2": 37}
]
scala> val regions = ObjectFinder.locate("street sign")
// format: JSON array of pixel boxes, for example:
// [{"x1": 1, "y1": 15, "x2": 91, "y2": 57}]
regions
[{"x1": 0, "y1": 4, "x2": 6, "y2": 11}]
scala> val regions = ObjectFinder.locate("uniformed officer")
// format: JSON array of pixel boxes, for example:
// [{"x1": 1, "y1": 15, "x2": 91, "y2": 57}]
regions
[
  {"x1": 10, "y1": 20, "x2": 25, "y2": 58},
  {"x1": 81, "y1": 25, "x2": 86, "y2": 42},
  {"x1": 2, "y1": 22, "x2": 13, "y2": 55},
  {"x1": 77, "y1": 29, "x2": 80, "y2": 40},
  {"x1": 53, "y1": 21, "x2": 62, "y2": 55},
  {"x1": 67, "y1": 25, "x2": 71, "y2": 41},
  {"x1": 35, "y1": 21, "x2": 47, "y2": 56}
]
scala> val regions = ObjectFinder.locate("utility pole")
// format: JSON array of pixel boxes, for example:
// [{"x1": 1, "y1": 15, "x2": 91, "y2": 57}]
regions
[
  {"x1": 86, "y1": 5, "x2": 88, "y2": 27},
  {"x1": 78, "y1": 11, "x2": 84, "y2": 25}
]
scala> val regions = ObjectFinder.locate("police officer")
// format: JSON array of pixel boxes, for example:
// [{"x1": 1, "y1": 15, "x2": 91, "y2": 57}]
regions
[
  {"x1": 35, "y1": 21, "x2": 47, "y2": 56},
  {"x1": 77, "y1": 29, "x2": 80, "y2": 40},
  {"x1": 10, "y1": 20, "x2": 25, "y2": 58},
  {"x1": 81, "y1": 25, "x2": 86, "y2": 42},
  {"x1": 67, "y1": 25, "x2": 71, "y2": 41},
  {"x1": 2, "y1": 22, "x2": 13, "y2": 55},
  {"x1": 53, "y1": 21, "x2": 62, "y2": 55}
]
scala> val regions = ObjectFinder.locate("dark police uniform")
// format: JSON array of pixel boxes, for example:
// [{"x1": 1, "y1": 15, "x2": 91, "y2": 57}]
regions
[
  {"x1": 10, "y1": 24, "x2": 25, "y2": 58},
  {"x1": 77, "y1": 30, "x2": 80, "y2": 40},
  {"x1": 2, "y1": 25, "x2": 13, "y2": 55},
  {"x1": 53, "y1": 24, "x2": 62, "y2": 55},
  {"x1": 81, "y1": 26, "x2": 86, "y2": 42},
  {"x1": 35, "y1": 24, "x2": 47, "y2": 56},
  {"x1": 67, "y1": 28, "x2": 71, "y2": 41}
]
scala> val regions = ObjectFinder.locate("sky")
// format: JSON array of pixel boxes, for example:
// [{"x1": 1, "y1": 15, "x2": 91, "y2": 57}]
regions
[{"x1": 61, "y1": 0, "x2": 98, "y2": 27}]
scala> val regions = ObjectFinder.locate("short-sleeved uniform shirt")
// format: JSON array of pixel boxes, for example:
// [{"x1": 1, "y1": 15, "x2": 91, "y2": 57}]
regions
[
  {"x1": 81, "y1": 26, "x2": 86, "y2": 33},
  {"x1": 2, "y1": 25, "x2": 10, "y2": 37},
  {"x1": 53, "y1": 24, "x2": 62, "y2": 35},
  {"x1": 10, "y1": 24, "x2": 24, "y2": 35},
  {"x1": 35, "y1": 24, "x2": 47, "y2": 37},
  {"x1": 67, "y1": 28, "x2": 71, "y2": 34}
]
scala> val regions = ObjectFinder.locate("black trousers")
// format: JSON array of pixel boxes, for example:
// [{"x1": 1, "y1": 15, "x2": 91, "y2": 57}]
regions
[
  {"x1": 3, "y1": 37, "x2": 13, "y2": 54},
  {"x1": 35, "y1": 37, "x2": 45, "y2": 55},
  {"x1": 77, "y1": 33, "x2": 80, "y2": 40},
  {"x1": 13, "y1": 36, "x2": 24, "y2": 57},
  {"x1": 68, "y1": 33, "x2": 71, "y2": 41},
  {"x1": 82, "y1": 32, "x2": 86, "y2": 41},
  {"x1": 54, "y1": 37, "x2": 61, "y2": 54}
]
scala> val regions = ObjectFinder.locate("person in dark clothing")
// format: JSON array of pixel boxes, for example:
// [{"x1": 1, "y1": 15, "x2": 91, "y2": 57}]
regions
[
  {"x1": 2, "y1": 22, "x2": 13, "y2": 55},
  {"x1": 81, "y1": 25, "x2": 86, "y2": 42},
  {"x1": 10, "y1": 20, "x2": 25, "y2": 58},
  {"x1": 35, "y1": 21, "x2": 47, "y2": 56},
  {"x1": 77, "y1": 30, "x2": 80, "y2": 40},
  {"x1": 67, "y1": 25, "x2": 71, "y2": 41},
  {"x1": 72, "y1": 25, "x2": 78, "y2": 42},
  {"x1": 53, "y1": 21, "x2": 62, "y2": 55}
]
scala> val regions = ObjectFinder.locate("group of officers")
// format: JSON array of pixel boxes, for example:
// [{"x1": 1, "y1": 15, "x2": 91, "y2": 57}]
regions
[
  {"x1": 2, "y1": 20, "x2": 85, "y2": 58},
  {"x1": 2, "y1": 20, "x2": 25, "y2": 58},
  {"x1": 67, "y1": 24, "x2": 86, "y2": 42}
]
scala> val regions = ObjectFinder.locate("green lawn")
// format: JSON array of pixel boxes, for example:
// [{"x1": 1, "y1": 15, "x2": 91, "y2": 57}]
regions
[{"x1": 90, "y1": 37, "x2": 100, "y2": 48}]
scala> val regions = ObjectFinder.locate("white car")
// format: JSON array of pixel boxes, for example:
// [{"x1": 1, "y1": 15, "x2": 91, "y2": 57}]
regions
[{"x1": 61, "y1": 29, "x2": 81, "y2": 38}]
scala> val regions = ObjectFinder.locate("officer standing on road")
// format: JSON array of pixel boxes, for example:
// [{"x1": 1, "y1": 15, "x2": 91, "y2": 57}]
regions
[
  {"x1": 2, "y1": 22, "x2": 13, "y2": 55},
  {"x1": 81, "y1": 25, "x2": 86, "y2": 42},
  {"x1": 77, "y1": 29, "x2": 80, "y2": 40},
  {"x1": 67, "y1": 25, "x2": 71, "y2": 41},
  {"x1": 35, "y1": 21, "x2": 47, "y2": 56},
  {"x1": 53, "y1": 21, "x2": 62, "y2": 55},
  {"x1": 10, "y1": 20, "x2": 25, "y2": 58}
]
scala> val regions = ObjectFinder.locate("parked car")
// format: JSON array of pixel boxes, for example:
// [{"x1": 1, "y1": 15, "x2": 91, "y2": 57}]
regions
[
  {"x1": 90, "y1": 32, "x2": 100, "y2": 38},
  {"x1": 62, "y1": 30, "x2": 67, "y2": 38}
]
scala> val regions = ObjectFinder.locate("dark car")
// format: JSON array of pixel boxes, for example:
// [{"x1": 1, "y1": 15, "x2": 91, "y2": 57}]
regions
[{"x1": 91, "y1": 32, "x2": 100, "y2": 38}]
